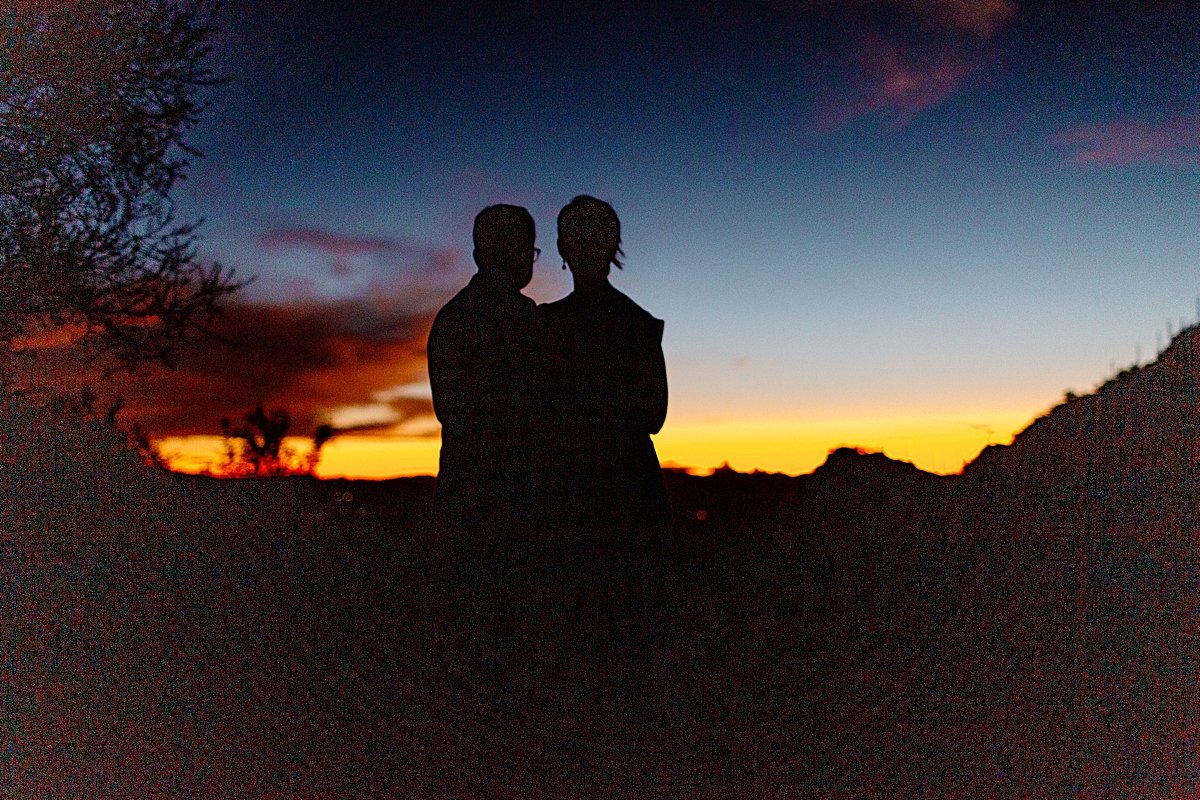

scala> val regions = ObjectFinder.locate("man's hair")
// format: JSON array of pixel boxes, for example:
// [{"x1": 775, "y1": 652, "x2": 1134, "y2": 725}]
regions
[
  {"x1": 557, "y1": 195, "x2": 624, "y2": 269},
  {"x1": 473, "y1": 204, "x2": 535, "y2": 264}
]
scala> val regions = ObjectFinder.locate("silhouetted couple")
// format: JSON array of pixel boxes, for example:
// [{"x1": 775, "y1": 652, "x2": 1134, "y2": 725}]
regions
[{"x1": 427, "y1": 196, "x2": 670, "y2": 573}]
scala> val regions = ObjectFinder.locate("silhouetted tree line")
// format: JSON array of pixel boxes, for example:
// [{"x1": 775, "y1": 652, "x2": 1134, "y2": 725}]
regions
[{"x1": 2, "y1": 1, "x2": 262, "y2": 472}]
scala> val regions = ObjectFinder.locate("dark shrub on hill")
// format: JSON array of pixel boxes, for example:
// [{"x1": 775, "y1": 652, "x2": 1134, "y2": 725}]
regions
[{"x1": 0, "y1": 391, "x2": 182, "y2": 534}]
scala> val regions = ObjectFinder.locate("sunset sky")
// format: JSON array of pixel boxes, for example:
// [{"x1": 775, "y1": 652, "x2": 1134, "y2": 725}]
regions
[{"x1": 55, "y1": 0, "x2": 1200, "y2": 477}]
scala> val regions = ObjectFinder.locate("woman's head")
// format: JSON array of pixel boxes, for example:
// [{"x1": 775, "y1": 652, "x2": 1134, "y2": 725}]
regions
[{"x1": 557, "y1": 195, "x2": 624, "y2": 282}]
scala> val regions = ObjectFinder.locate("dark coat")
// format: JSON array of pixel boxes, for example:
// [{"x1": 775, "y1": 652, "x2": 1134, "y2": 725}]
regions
[
  {"x1": 538, "y1": 285, "x2": 670, "y2": 545},
  {"x1": 427, "y1": 269, "x2": 539, "y2": 539}
]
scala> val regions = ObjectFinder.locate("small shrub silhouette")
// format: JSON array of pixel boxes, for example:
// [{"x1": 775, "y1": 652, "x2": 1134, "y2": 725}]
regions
[{"x1": 213, "y1": 403, "x2": 332, "y2": 477}]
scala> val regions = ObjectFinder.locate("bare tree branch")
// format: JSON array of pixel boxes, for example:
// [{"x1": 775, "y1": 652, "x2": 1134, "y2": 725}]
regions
[{"x1": 1, "y1": 0, "x2": 245, "y2": 376}]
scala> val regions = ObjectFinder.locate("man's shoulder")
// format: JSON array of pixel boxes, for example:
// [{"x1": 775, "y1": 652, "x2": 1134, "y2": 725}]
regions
[
  {"x1": 602, "y1": 288, "x2": 662, "y2": 339},
  {"x1": 434, "y1": 277, "x2": 534, "y2": 325},
  {"x1": 428, "y1": 285, "x2": 470, "y2": 339}
]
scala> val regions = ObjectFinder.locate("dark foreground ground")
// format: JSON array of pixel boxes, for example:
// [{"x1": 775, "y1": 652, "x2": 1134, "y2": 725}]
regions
[{"x1": 4, "y1": 327, "x2": 1200, "y2": 797}]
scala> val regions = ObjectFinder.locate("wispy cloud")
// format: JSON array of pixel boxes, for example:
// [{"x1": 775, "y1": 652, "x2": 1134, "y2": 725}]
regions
[
  {"x1": 819, "y1": 37, "x2": 975, "y2": 129},
  {"x1": 323, "y1": 395, "x2": 437, "y2": 436},
  {"x1": 814, "y1": 0, "x2": 1016, "y2": 128},
  {"x1": 259, "y1": 226, "x2": 460, "y2": 278},
  {"x1": 805, "y1": 0, "x2": 1016, "y2": 35},
  {"x1": 1053, "y1": 117, "x2": 1200, "y2": 166},
  {"x1": 896, "y1": 0, "x2": 1016, "y2": 37}
]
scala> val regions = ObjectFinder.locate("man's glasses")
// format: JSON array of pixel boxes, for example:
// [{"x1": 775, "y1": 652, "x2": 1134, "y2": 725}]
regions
[{"x1": 533, "y1": 247, "x2": 541, "y2": 262}]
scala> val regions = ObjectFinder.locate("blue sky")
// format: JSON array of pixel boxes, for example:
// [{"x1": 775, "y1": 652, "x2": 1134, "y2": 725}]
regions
[{"x1": 110, "y1": 0, "x2": 1200, "y2": 475}]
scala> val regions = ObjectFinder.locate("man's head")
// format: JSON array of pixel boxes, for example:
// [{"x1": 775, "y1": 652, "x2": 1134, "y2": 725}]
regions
[{"x1": 473, "y1": 204, "x2": 536, "y2": 289}]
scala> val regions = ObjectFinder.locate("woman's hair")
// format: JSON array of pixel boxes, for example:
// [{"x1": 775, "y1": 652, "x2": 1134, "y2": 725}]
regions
[{"x1": 557, "y1": 195, "x2": 624, "y2": 269}]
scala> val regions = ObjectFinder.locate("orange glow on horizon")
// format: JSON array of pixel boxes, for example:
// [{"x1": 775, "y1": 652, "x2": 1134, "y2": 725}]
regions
[
  {"x1": 156, "y1": 434, "x2": 442, "y2": 478},
  {"x1": 650, "y1": 412, "x2": 1034, "y2": 476},
  {"x1": 157, "y1": 409, "x2": 1036, "y2": 479}
]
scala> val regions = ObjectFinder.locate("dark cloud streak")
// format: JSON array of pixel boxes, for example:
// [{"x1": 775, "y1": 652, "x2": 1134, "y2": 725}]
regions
[
  {"x1": 14, "y1": 224, "x2": 477, "y2": 442},
  {"x1": 17, "y1": 293, "x2": 438, "y2": 439},
  {"x1": 14, "y1": 224, "x2": 472, "y2": 441}
]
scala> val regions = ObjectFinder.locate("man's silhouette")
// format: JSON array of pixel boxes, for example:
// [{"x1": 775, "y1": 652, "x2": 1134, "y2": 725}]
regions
[{"x1": 427, "y1": 204, "x2": 540, "y2": 541}]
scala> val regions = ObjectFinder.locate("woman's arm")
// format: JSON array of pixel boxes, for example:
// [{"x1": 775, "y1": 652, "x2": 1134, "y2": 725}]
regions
[
  {"x1": 621, "y1": 318, "x2": 667, "y2": 434},
  {"x1": 643, "y1": 319, "x2": 668, "y2": 434}
]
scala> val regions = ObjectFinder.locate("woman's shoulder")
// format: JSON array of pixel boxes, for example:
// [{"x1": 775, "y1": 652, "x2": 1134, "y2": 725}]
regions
[
  {"x1": 606, "y1": 288, "x2": 663, "y2": 336},
  {"x1": 538, "y1": 287, "x2": 663, "y2": 337},
  {"x1": 606, "y1": 287, "x2": 654, "y2": 315}
]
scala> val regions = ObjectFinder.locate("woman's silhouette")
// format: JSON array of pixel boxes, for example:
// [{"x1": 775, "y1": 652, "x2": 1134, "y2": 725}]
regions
[
  {"x1": 533, "y1": 197, "x2": 680, "y2": 737},
  {"x1": 538, "y1": 195, "x2": 670, "y2": 549}
]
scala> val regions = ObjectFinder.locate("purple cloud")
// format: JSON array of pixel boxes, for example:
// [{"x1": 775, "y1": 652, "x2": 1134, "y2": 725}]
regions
[
  {"x1": 813, "y1": 0, "x2": 1016, "y2": 129},
  {"x1": 819, "y1": 38, "x2": 976, "y2": 129},
  {"x1": 1054, "y1": 117, "x2": 1200, "y2": 166},
  {"x1": 259, "y1": 226, "x2": 459, "y2": 278},
  {"x1": 897, "y1": 0, "x2": 1016, "y2": 37}
]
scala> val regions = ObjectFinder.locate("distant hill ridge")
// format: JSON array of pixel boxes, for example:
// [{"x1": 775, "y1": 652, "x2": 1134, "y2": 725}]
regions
[{"x1": 802, "y1": 322, "x2": 1199, "y2": 484}]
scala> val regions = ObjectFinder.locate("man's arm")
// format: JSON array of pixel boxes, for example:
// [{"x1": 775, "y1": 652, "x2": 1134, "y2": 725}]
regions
[{"x1": 428, "y1": 312, "x2": 475, "y2": 432}]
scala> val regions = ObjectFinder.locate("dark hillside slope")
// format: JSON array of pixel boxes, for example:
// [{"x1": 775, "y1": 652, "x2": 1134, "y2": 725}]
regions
[
  {"x1": 945, "y1": 323, "x2": 1200, "y2": 796},
  {"x1": 964, "y1": 322, "x2": 1199, "y2": 532},
  {"x1": 2, "y1": 325, "x2": 1197, "y2": 797},
  {"x1": 653, "y1": 327, "x2": 1200, "y2": 796},
  {"x1": 903, "y1": 324, "x2": 1200, "y2": 797}
]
